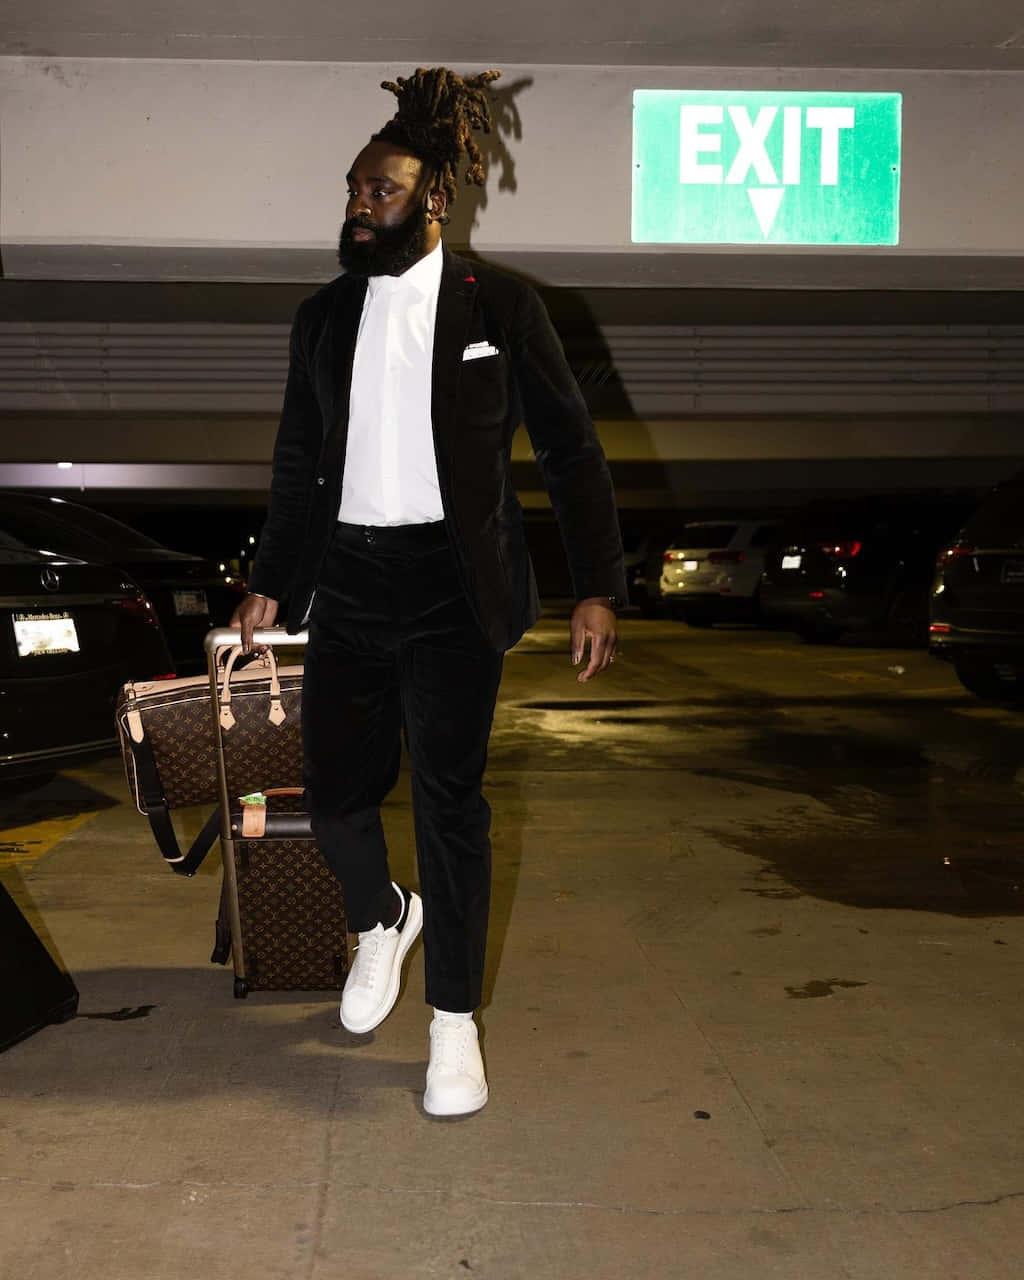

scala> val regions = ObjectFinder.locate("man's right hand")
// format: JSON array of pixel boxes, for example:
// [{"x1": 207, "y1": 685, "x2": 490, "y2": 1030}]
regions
[{"x1": 231, "y1": 593, "x2": 280, "y2": 654}]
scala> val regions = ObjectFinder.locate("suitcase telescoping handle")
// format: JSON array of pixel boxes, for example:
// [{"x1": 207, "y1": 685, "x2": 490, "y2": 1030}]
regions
[{"x1": 203, "y1": 625, "x2": 309, "y2": 656}]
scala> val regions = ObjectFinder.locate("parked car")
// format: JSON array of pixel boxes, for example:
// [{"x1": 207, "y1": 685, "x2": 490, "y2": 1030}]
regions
[
  {"x1": 0, "y1": 493, "x2": 247, "y2": 672},
  {"x1": 929, "y1": 467, "x2": 1024, "y2": 700},
  {"x1": 0, "y1": 531, "x2": 175, "y2": 781},
  {"x1": 659, "y1": 519, "x2": 779, "y2": 625},
  {"x1": 760, "y1": 493, "x2": 979, "y2": 644}
]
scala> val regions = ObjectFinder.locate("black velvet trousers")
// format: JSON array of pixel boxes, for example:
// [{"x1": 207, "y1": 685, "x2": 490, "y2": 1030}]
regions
[{"x1": 303, "y1": 520, "x2": 504, "y2": 1013}]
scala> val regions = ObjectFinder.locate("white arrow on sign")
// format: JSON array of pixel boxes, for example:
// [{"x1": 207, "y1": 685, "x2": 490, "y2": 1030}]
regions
[{"x1": 748, "y1": 187, "x2": 785, "y2": 237}]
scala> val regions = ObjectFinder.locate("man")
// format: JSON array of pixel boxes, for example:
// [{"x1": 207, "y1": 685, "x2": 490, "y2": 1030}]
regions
[{"x1": 235, "y1": 67, "x2": 626, "y2": 1117}]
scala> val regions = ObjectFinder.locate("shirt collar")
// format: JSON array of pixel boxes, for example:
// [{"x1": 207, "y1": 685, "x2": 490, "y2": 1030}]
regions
[{"x1": 367, "y1": 240, "x2": 443, "y2": 300}]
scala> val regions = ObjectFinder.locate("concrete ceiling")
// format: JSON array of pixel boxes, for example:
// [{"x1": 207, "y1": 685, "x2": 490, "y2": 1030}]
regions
[{"x1": 4, "y1": 1, "x2": 1024, "y2": 69}]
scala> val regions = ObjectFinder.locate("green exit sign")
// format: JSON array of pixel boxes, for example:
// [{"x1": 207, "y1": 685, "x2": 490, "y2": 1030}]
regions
[{"x1": 632, "y1": 90, "x2": 902, "y2": 246}]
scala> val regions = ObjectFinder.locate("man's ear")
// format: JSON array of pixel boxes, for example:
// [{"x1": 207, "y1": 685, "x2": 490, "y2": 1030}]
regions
[{"x1": 427, "y1": 187, "x2": 449, "y2": 226}]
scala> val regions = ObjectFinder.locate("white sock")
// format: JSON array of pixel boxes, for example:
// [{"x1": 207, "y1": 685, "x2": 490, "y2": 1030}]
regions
[{"x1": 433, "y1": 1008, "x2": 473, "y2": 1023}]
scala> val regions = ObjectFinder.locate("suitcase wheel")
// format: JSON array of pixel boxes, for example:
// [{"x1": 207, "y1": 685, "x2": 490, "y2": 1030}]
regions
[{"x1": 233, "y1": 978, "x2": 249, "y2": 1000}]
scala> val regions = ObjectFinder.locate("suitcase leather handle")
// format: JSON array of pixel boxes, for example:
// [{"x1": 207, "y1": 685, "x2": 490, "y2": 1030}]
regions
[
  {"x1": 237, "y1": 787, "x2": 305, "y2": 839},
  {"x1": 217, "y1": 646, "x2": 286, "y2": 731}
]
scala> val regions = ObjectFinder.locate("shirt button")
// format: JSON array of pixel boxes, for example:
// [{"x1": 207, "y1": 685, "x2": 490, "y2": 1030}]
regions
[{"x1": 316, "y1": 476, "x2": 325, "y2": 486}]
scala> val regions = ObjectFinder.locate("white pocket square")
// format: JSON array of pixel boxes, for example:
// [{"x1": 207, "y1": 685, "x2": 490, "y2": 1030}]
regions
[{"x1": 462, "y1": 342, "x2": 500, "y2": 362}]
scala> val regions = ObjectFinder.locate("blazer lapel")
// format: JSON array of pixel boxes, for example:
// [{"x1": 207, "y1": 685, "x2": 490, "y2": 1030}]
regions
[
  {"x1": 323, "y1": 273, "x2": 367, "y2": 450},
  {"x1": 432, "y1": 249, "x2": 478, "y2": 462}
]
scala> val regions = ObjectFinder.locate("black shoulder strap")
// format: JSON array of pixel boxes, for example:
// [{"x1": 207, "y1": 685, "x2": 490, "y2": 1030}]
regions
[{"x1": 128, "y1": 725, "x2": 221, "y2": 877}]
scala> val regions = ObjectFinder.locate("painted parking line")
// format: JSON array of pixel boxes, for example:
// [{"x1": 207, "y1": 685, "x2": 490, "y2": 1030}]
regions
[{"x1": 0, "y1": 811, "x2": 102, "y2": 868}]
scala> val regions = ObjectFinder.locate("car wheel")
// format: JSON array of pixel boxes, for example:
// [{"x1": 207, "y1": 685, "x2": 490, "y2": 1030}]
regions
[
  {"x1": 953, "y1": 655, "x2": 1024, "y2": 702},
  {"x1": 796, "y1": 620, "x2": 843, "y2": 644}
]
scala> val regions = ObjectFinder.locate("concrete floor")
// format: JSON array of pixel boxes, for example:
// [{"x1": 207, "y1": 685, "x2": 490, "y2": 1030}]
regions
[{"x1": 3, "y1": 615, "x2": 1024, "y2": 1279}]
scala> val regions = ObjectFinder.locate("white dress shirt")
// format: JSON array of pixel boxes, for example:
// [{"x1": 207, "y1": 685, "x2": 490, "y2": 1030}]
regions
[{"x1": 338, "y1": 241, "x2": 445, "y2": 526}]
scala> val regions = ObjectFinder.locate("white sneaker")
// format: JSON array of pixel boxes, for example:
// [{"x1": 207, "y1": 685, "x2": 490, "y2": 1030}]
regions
[
  {"x1": 423, "y1": 1013, "x2": 489, "y2": 1116},
  {"x1": 340, "y1": 885, "x2": 422, "y2": 1034}
]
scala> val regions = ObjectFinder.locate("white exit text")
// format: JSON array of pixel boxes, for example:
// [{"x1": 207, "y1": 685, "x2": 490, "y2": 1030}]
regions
[{"x1": 679, "y1": 105, "x2": 855, "y2": 186}]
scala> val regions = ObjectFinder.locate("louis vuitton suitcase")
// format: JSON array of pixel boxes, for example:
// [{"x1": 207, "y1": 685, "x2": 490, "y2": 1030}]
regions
[
  {"x1": 117, "y1": 628, "x2": 347, "y2": 997},
  {"x1": 204, "y1": 627, "x2": 348, "y2": 999},
  {"x1": 117, "y1": 642, "x2": 306, "y2": 873}
]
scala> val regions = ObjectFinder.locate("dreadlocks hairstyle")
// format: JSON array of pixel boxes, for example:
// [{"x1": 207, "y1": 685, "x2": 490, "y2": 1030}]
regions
[{"x1": 373, "y1": 67, "x2": 502, "y2": 217}]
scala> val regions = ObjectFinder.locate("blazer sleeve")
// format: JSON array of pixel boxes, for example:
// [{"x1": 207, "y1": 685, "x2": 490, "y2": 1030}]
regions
[
  {"x1": 246, "y1": 301, "x2": 323, "y2": 602},
  {"x1": 508, "y1": 283, "x2": 627, "y2": 604}
]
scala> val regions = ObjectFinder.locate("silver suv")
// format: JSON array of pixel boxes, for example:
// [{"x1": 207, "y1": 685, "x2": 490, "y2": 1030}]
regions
[{"x1": 659, "y1": 519, "x2": 779, "y2": 626}]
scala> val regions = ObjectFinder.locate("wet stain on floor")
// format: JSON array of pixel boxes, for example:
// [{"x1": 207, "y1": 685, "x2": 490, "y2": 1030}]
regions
[
  {"x1": 784, "y1": 979, "x2": 868, "y2": 999},
  {"x1": 602, "y1": 711, "x2": 1024, "y2": 916},
  {"x1": 703, "y1": 751, "x2": 1024, "y2": 917},
  {"x1": 499, "y1": 643, "x2": 1024, "y2": 917},
  {"x1": 515, "y1": 698, "x2": 662, "y2": 711},
  {"x1": 690, "y1": 731, "x2": 935, "y2": 804},
  {"x1": 78, "y1": 1005, "x2": 157, "y2": 1022}
]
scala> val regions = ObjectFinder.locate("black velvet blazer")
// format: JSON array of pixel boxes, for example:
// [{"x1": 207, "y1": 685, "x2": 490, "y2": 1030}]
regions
[{"x1": 247, "y1": 247, "x2": 626, "y2": 652}]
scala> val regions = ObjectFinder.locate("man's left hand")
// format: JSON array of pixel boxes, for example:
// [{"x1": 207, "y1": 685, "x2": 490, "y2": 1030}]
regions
[{"x1": 570, "y1": 598, "x2": 618, "y2": 683}]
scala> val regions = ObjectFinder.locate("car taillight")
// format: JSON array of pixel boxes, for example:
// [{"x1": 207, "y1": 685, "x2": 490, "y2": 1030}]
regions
[
  {"x1": 929, "y1": 623, "x2": 952, "y2": 634},
  {"x1": 114, "y1": 595, "x2": 160, "y2": 626},
  {"x1": 663, "y1": 550, "x2": 685, "y2": 562},
  {"x1": 819, "y1": 541, "x2": 862, "y2": 560},
  {"x1": 936, "y1": 545, "x2": 975, "y2": 568},
  {"x1": 708, "y1": 550, "x2": 745, "y2": 564}
]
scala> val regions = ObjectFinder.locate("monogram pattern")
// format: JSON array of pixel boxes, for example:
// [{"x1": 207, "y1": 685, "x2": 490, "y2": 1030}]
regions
[
  {"x1": 118, "y1": 650, "x2": 346, "y2": 991},
  {"x1": 232, "y1": 835, "x2": 349, "y2": 990},
  {"x1": 117, "y1": 665, "x2": 305, "y2": 811}
]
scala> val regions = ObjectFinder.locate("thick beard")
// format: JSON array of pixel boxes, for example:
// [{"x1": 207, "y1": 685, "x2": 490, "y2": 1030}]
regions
[{"x1": 337, "y1": 204, "x2": 430, "y2": 277}]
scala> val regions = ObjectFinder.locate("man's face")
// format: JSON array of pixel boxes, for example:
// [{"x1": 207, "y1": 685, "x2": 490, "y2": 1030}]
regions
[{"x1": 338, "y1": 141, "x2": 439, "y2": 276}]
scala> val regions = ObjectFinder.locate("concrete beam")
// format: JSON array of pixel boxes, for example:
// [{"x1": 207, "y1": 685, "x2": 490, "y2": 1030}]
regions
[{"x1": 3, "y1": 58, "x2": 1024, "y2": 287}]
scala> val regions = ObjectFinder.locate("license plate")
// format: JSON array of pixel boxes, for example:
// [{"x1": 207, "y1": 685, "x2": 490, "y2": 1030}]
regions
[
  {"x1": 173, "y1": 589, "x2": 209, "y2": 616},
  {"x1": 1001, "y1": 559, "x2": 1024, "y2": 585},
  {"x1": 683, "y1": 559, "x2": 700, "y2": 571},
  {"x1": 13, "y1": 612, "x2": 80, "y2": 657},
  {"x1": 781, "y1": 554, "x2": 802, "y2": 570}
]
